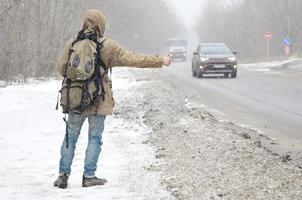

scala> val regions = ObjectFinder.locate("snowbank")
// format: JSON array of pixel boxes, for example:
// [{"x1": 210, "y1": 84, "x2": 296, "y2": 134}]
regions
[
  {"x1": 240, "y1": 58, "x2": 302, "y2": 72},
  {"x1": 0, "y1": 69, "x2": 171, "y2": 200}
]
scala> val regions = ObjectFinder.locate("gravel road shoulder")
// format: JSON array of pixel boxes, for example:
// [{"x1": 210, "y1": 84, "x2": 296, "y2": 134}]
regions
[{"x1": 115, "y1": 68, "x2": 302, "y2": 200}]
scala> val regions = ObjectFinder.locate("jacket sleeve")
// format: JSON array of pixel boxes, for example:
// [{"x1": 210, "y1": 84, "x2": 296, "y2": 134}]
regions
[
  {"x1": 104, "y1": 39, "x2": 164, "y2": 68},
  {"x1": 55, "y1": 38, "x2": 74, "y2": 77}
]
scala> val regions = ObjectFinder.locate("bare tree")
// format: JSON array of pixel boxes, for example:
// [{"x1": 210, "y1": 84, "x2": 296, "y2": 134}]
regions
[
  {"x1": 0, "y1": 0, "x2": 181, "y2": 82},
  {"x1": 196, "y1": 0, "x2": 302, "y2": 62}
]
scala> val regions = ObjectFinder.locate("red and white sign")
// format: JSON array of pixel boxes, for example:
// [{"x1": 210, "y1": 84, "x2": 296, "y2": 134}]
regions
[
  {"x1": 264, "y1": 32, "x2": 272, "y2": 40},
  {"x1": 285, "y1": 46, "x2": 290, "y2": 55}
]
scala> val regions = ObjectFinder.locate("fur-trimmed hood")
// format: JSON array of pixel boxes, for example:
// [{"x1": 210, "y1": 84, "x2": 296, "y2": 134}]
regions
[{"x1": 82, "y1": 9, "x2": 106, "y2": 36}]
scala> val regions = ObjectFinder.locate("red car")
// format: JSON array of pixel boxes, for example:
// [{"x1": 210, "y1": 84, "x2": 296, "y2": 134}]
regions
[{"x1": 192, "y1": 43, "x2": 237, "y2": 78}]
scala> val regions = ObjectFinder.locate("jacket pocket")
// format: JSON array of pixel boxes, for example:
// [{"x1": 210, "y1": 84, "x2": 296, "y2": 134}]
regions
[{"x1": 98, "y1": 79, "x2": 115, "y2": 115}]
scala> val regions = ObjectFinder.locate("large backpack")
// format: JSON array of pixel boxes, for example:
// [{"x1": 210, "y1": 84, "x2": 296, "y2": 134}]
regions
[{"x1": 56, "y1": 30, "x2": 107, "y2": 115}]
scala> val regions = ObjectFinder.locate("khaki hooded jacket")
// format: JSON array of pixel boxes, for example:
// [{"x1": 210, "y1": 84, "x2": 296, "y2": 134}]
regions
[{"x1": 56, "y1": 9, "x2": 164, "y2": 115}]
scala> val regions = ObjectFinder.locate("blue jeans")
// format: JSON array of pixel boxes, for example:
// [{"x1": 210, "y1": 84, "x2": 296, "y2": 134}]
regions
[{"x1": 59, "y1": 113, "x2": 106, "y2": 177}]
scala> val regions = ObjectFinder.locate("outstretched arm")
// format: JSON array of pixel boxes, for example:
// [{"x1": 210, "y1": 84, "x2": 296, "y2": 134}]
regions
[{"x1": 104, "y1": 39, "x2": 170, "y2": 68}]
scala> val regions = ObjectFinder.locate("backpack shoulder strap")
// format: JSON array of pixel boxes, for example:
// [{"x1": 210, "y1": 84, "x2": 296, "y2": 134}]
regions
[
  {"x1": 98, "y1": 37, "x2": 107, "y2": 44},
  {"x1": 97, "y1": 37, "x2": 112, "y2": 78},
  {"x1": 72, "y1": 31, "x2": 83, "y2": 47},
  {"x1": 96, "y1": 37, "x2": 108, "y2": 72}
]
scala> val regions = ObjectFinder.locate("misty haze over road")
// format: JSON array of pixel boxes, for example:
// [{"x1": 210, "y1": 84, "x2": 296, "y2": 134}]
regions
[
  {"x1": 165, "y1": 0, "x2": 203, "y2": 27},
  {"x1": 165, "y1": 0, "x2": 203, "y2": 46}
]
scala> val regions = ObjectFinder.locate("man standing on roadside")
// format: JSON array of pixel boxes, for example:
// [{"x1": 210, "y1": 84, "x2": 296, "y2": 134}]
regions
[{"x1": 54, "y1": 9, "x2": 171, "y2": 189}]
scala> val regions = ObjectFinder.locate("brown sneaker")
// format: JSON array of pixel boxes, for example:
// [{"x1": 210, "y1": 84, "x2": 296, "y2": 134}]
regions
[
  {"x1": 53, "y1": 174, "x2": 69, "y2": 189},
  {"x1": 82, "y1": 175, "x2": 107, "y2": 187}
]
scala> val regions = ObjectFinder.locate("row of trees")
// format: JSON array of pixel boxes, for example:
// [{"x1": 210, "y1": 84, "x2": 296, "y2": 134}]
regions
[
  {"x1": 196, "y1": 0, "x2": 302, "y2": 62},
  {"x1": 0, "y1": 0, "x2": 181, "y2": 82}
]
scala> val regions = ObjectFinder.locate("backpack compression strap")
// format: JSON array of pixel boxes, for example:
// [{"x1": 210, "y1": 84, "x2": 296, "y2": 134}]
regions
[{"x1": 92, "y1": 38, "x2": 108, "y2": 115}]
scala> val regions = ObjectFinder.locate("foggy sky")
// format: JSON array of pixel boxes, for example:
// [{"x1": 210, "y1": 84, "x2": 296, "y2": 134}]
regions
[{"x1": 165, "y1": 0, "x2": 203, "y2": 28}]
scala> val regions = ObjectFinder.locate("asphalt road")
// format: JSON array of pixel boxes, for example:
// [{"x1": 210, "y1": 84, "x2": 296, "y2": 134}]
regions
[{"x1": 147, "y1": 61, "x2": 302, "y2": 159}]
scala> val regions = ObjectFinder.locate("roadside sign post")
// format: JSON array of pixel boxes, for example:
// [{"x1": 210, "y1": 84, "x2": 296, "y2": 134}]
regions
[
  {"x1": 283, "y1": 36, "x2": 292, "y2": 57},
  {"x1": 266, "y1": 39, "x2": 270, "y2": 60},
  {"x1": 264, "y1": 32, "x2": 272, "y2": 60},
  {"x1": 284, "y1": 46, "x2": 290, "y2": 56}
]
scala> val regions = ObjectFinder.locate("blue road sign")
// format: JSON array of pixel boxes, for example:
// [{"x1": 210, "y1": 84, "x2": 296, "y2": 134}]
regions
[{"x1": 283, "y1": 37, "x2": 292, "y2": 47}]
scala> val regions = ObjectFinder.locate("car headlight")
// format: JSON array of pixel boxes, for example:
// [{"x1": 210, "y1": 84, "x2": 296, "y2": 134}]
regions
[
  {"x1": 234, "y1": 65, "x2": 237, "y2": 68},
  {"x1": 200, "y1": 57, "x2": 209, "y2": 62},
  {"x1": 228, "y1": 56, "x2": 236, "y2": 62}
]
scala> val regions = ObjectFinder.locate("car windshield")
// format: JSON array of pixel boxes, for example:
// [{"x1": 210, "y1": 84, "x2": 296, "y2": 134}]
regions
[
  {"x1": 167, "y1": 40, "x2": 188, "y2": 47},
  {"x1": 169, "y1": 46, "x2": 186, "y2": 51},
  {"x1": 200, "y1": 45, "x2": 231, "y2": 54}
]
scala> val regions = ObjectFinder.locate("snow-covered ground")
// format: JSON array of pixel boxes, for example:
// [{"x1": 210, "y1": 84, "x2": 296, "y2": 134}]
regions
[
  {"x1": 0, "y1": 70, "x2": 171, "y2": 200},
  {"x1": 130, "y1": 69, "x2": 302, "y2": 200},
  {"x1": 240, "y1": 58, "x2": 302, "y2": 72},
  {"x1": 1, "y1": 67, "x2": 302, "y2": 200}
]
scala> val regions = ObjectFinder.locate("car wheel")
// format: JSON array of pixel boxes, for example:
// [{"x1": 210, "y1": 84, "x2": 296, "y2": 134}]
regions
[
  {"x1": 231, "y1": 72, "x2": 237, "y2": 78},
  {"x1": 198, "y1": 72, "x2": 203, "y2": 78},
  {"x1": 192, "y1": 63, "x2": 196, "y2": 77}
]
